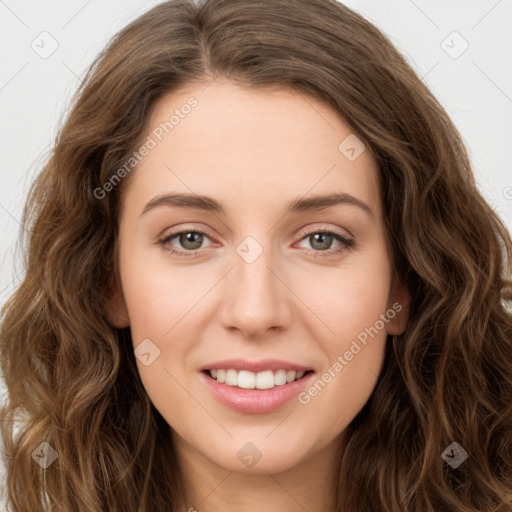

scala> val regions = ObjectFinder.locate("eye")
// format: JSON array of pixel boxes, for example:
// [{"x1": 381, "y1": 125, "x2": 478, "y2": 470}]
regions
[
  {"x1": 295, "y1": 229, "x2": 355, "y2": 258},
  {"x1": 158, "y1": 229, "x2": 213, "y2": 257},
  {"x1": 157, "y1": 227, "x2": 355, "y2": 258}
]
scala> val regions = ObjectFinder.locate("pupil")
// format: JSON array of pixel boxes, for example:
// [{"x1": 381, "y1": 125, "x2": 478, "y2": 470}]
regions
[
  {"x1": 182, "y1": 232, "x2": 202, "y2": 249},
  {"x1": 312, "y1": 233, "x2": 331, "y2": 250}
]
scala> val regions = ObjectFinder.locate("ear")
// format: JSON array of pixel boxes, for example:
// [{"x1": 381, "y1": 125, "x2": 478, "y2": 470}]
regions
[
  {"x1": 105, "y1": 278, "x2": 130, "y2": 328},
  {"x1": 385, "y1": 273, "x2": 410, "y2": 336}
]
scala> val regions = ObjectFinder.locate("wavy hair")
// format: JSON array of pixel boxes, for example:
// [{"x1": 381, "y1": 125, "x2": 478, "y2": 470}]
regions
[{"x1": 1, "y1": 0, "x2": 511, "y2": 510}]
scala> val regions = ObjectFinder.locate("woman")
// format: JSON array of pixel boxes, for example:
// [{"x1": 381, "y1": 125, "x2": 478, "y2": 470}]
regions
[{"x1": 1, "y1": 0, "x2": 511, "y2": 510}]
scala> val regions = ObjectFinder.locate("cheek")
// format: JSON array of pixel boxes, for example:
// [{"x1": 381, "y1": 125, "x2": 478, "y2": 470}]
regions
[
  {"x1": 292, "y1": 249, "x2": 391, "y2": 420},
  {"x1": 121, "y1": 259, "x2": 193, "y2": 423},
  {"x1": 119, "y1": 246, "x2": 198, "y2": 339},
  {"x1": 293, "y1": 249, "x2": 392, "y2": 345},
  {"x1": 118, "y1": 249, "x2": 211, "y2": 402}
]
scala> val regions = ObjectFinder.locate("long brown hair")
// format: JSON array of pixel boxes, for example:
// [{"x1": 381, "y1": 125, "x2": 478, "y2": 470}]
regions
[{"x1": 1, "y1": 0, "x2": 511, "y2": 510}]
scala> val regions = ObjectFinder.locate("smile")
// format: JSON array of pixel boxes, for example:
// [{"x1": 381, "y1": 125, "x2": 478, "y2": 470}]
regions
[
  {"x1": 206, "y1": 368, "x2": 309, "y2": 389},
  {"x1": 200, "y1": 359, "x2": 315, "y2": 414}
]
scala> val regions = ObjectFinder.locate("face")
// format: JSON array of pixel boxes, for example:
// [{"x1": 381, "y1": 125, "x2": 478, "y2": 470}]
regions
[{"x1": 108, "y1": 78, "x2": 409, "y2": 475}]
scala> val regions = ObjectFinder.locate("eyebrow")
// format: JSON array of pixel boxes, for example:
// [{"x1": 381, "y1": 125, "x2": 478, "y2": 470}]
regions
[{"x1": 140, "y1": 192, "x2": 374, "y2": 218}]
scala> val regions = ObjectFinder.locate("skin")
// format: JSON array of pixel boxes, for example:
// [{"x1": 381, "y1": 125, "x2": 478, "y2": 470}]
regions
[{"x1": 107, "y1": 78, "x2": 410, "y2": 512}]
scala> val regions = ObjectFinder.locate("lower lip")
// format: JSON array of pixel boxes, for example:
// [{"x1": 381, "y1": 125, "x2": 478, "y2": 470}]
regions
[{"x1": 199, "y1": 370, "x2": 315, "y2": 414}]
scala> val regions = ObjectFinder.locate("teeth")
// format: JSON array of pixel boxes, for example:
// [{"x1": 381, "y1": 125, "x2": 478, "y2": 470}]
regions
[
  {"x1": 208, "y1": 368, "x2": 308, "y2": 389},
  {"x1": 255, "y1": 370, "x2": 273, "y2": 389},
  {"x1": 274, "y1": 369, "x2": 287, "y2": 385},
  {"x1": 238, "y1": 370, "x2": 256, "y2": 389},
  {"x1": 225, "y1": 369, "x2": 238, "y2": 385}
]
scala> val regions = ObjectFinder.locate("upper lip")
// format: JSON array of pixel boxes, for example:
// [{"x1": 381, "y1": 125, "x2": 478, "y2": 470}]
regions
[{"x1": 200, "y1": 359, "x2": 314, "y2": 373}]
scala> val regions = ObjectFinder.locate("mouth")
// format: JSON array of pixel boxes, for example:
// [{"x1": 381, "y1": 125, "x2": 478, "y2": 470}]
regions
[
  {"x1": 199, "y1": 360, "x2": 315, "y2": 414},
  {"x1": 202, "y1": 368, "x2": 314, "y2": 389}
]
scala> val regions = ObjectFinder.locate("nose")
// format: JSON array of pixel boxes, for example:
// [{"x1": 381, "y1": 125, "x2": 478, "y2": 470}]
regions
[{"x1": 220, "y1": 241, "x2": 292, "y2": 339}]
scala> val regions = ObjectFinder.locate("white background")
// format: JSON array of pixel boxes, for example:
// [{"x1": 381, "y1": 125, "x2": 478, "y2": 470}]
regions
[{"x1": 1, "y1": 0, "x2": 511, "y2": 508}]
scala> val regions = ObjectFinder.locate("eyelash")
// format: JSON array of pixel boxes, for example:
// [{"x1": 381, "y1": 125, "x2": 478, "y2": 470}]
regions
[{"x1": 157, "y1": 227, "x2": 355, "y2": 259}]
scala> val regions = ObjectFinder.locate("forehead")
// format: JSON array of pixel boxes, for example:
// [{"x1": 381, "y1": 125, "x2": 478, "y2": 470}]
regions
[{"x1": 122, "y1": 79, "x2": 381, "y2": 219}]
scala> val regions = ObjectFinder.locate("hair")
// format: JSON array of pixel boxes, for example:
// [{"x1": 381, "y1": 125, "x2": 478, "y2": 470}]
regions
[{"x1": 1, "y1": 0, "x2": 511, "y2": 510}]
